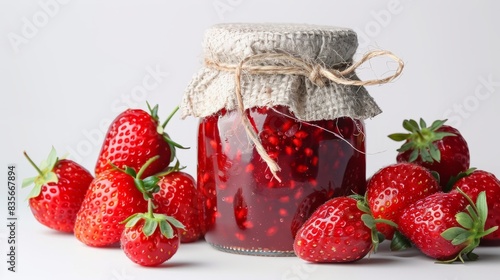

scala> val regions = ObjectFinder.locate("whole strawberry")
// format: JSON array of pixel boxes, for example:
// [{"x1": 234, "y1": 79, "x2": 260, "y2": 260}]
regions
[
  {"x1": 450, "y1": 169, "x2": 500, "y2": 244},
  {"x1": 74, "y1": 157, "x2": 159, "y2": 247},
  {"x1": 95, "y1": 104, "x2": 184, "y2": 178},
  {"x1": 121, "y1": 199, "x2": 184, "y2": 267},
  {"x1": 154, "y1": 165, "x2": 203, "y2": 243},
  {"x1": 389, "y1": 119, "x2": 470, "y2": 187},
  {"x1": 293, "y1": 197, "x2": 391, "y2": 263},
  {"x1": 366, "y1": 162, "x2": 441, "y2": 240},
  {"x1": 22, "y1": 147, "x2": 93, "y2": 233},
  {"x1": 397, "y1": 190, "x2": 497, "y2": 262}
]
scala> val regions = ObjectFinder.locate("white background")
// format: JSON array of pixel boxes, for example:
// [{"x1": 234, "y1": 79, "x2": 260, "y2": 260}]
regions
[{"x1": 1, "y1": 1, "x2": 500, "y2": 279}]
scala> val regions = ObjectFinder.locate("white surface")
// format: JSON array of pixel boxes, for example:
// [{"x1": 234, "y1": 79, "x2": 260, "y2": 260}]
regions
[
  {"x1": 1, "y1": 0, "x2": 500, "y2": 279},
  {"x1": 8, "y1": 219, "x2": 500, "y2": 280}
]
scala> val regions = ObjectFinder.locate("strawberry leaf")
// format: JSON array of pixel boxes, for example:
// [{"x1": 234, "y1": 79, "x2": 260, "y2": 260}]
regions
[
  {"x1": 466, "y1": 205, "x2": 479, "y2": 222},
  {"x1": 451, "y1": 231, "x2": 473, "y2": 246},
  {"x1": 429, "y1": 119, "x2": 447, "y2": 131},
  {"x1": 146, "y1": 101, "x2": 160, "y2": 122},
  {"x1": 388, "y1": 133, "x2": 410, "y2": 142},
  {"x1": 163, "y1": 134, "x2": 189, "y2": 149},
  {"x1": 151, "y1": 186, "x2": 160, "y2": 194},
  {"x1": 419, "y1": 146, "x2": 432, "y2": 162},
  {"x1": 466, "y1": 252, "x2": 479, "y2": 261},
  {"x1": 159, "y1": 220, "x2": 174, "y2": 239},
  {"x1": 361, "y1": 214, "x2": 375, "y2": 229},
  {"x1": 441, "y1": 227, "x2": 468, "y2": 241},
  {"x1": 398, "y1": 142, "x2": 414, "y2": 153},
  {"x1": 123, "y1": 213, "x2": 143, "y2": 228},
  {"x1": 356, "y1": 200, "x2": 371, "y2": 214},
  {"x1": 143, "y1": 218, "x2": 158, "y2": 237},
  {"x1": 390, "y1": 231, "x2": 412, "y2": 251},
  {"x1": 480, "y1": 226, "x2": 499, "y2": 238},
  {"x1": 433, "y1": 132, "x2": 456, "y2": 141},
  {"x1": 165, "y1": 216, "x2": 185, "y2": 230},
  {"x1": 444, "y1": 168, "x2": 477, "y2": 193},
  {"x1": 373, "y1": 218, "x2": 398, "y2": 228},
  {"x1": 133, "y1": 178, "x2": 147, "y2": 194},
  {"x1": 430, "y1": 171, "x2": 441, "y2": 183},
  {"x1": 21, "y1": 176, "x2": 36, "y2": 188},
  {"x1": 143, "y1": 176, "x2": 160, "y2": 193},
  {"x1": 124, "y1": 167, "x2": 137, "y2": 177},
  {"x1": 408, "y1": 149, "x2": 419, "y2": 162},
  {"x1": 402, "y1": 119, "x2": 418, "y2": 132},
  {"x1": 429, "y1": 144, "x2": 441, "y2": 162},
  {"x1": 419, "y1": 118, "x2": 427, "y2": 129},
  {"x1": 476, "y1": 191, "x2": 488, "y2": 228},
  {"x1": 455, "y1": 212, "x2": 474, "y2": 229},
  {"x1": 42, "y1": 171, "x2": 57, "y2": 184},
  {"x1": 26, "y1": 185, "x2": 43, "y2": 200},
  {"x1": 349, "y1": 193, "x2": 365, "y2": 201},
  {"x1": 38, "y1": 147, "x2": 58, "y2": 172}
]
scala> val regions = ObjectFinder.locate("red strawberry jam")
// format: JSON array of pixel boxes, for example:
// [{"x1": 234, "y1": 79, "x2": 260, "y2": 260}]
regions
[{"x1": 197, "y1": 105, "x2": 366, "y2": 256}]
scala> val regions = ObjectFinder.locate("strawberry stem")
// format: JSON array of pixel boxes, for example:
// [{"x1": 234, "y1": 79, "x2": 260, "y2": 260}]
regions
[
  {"x1": 23, "y1": 151, "x2": 44, "y2": 177},
  {"x1": 136, "y1": 155, "x2": 160, "y2": 179},
  {"x1": 161, "y1": 106, "x2": 179, "y2": 129},
  {"x1": 147, "y1": 199, "x2": 155, "y2": 219},
  {"x1": 455, "y1": 187, "x2": 478, "y2": 216},
  {"x1": 154, "y1": 160, "x2": 186, "y2": 177}
]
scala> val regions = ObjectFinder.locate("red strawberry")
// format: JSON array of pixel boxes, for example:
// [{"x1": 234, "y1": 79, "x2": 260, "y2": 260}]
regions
[
  {"x1": 290, "y1": 188, "x2": 333, "y2": 238},
  {"x1": 450, "y1": 169, "x2": 500, "y2": 244},
  {"x1": 74, "y1": 157, "x2": 160, "y2": 247},
  {"x1": 121, "y1": 199, "x2": 184, "y2": 267},
  {"x1": 366, "y1": 162, "x2": 441, "y2": 240},
  {"x1": 397, "y1": 190, "x2": 497, "y2": 262},
  {"x1": 293, "y1": 197, "x2": 391, "y2": 263},
  {"x1": 154, "y1": 167, "x2": 203, "y2": 243},
  {"x1": 389, "y1": 119, "x2": 470, "y2": 187},
  {"x1": 95, "y1": 104, "x2": 184, "y2": 178},
  {"x1": 22, "y1": 148, "x2": 93, "y2": 233}
]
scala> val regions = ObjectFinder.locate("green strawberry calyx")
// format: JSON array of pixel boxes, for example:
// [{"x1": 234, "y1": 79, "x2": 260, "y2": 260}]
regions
[
  {"x1": 351, "y1": 194, "x2": 398, "y2": 253},
  {"x1": 388, "y1": 118, "x2": 456, "y2": 163},
  {"x1": 146, "y1": 102, "x2": 189, "y2": 162},
  {"x1": 22, "y1": 147, "x2": 60, "y2": 199},
  {"x1": 111, "y1": 155, "x2": 161, "y2": 200},
  {"x1": 443, "y1": 168, "x2": 477, "y2": 193},
  {"x1": 390, "y1": 230, "x2": 412, "y2": 251},
  {"x1": 439, "y1": 188, "x2": 498, "y2": 263},
  {"x1": 122, "y1": 198, "x2": 185, "y2": 239}
]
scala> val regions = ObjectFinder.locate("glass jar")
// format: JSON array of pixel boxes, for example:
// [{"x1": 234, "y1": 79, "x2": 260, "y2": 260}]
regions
[
  {"x1": 197, "y1": 106, "x2": 366, "y2": 256},
  {"x1": 181, "y1": 23, "x2": 402, "y2": 256}
]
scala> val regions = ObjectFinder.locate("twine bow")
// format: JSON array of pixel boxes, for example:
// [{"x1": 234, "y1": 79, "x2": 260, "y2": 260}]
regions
[{"x1": 205, "y1": 50, "x2": 404, "y2": 182}]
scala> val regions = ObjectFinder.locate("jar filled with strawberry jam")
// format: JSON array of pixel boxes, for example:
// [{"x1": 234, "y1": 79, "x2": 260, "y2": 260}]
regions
[{"x1": 181, "y1": 23, "x2": 401, "y2": 256}]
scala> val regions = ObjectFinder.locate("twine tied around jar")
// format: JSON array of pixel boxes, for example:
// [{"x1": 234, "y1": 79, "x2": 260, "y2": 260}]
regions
[{"x1": 204, "y1": 50, "x2": 404, "y2": 182}]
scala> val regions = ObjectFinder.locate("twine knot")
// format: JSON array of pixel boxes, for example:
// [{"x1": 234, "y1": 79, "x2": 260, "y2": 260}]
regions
[
  {"x1": 309, "y1": 65, "x2": 325, "y2": 87},
  {"x1": 205, "y1": 50, "x2": 404, "y2": 182}
]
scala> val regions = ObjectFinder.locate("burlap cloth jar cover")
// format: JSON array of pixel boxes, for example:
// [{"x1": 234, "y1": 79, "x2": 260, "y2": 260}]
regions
[{"x1": 181, "y1": 22, "x2": 390, "y2": 126}]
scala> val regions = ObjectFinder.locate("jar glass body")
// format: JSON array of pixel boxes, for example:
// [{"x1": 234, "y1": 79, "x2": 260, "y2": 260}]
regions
[{"x1": 197, "y1": 105, "x2": 366, "y2": 256}]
